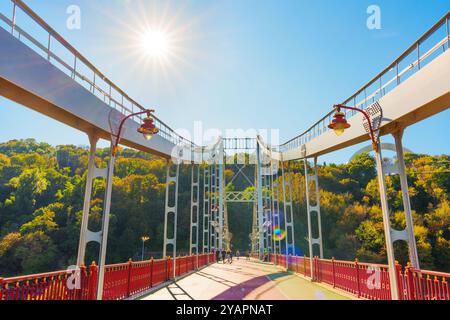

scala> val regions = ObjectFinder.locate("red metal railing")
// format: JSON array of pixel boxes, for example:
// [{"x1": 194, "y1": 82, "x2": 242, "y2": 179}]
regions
[
  {"x1": 398, "y1": 263, "x2": 449, "y2": 300},
  {"x1": 0, "y1": 253, "x2": 215, "y2": 300},
  {"x1": 0, "y1": 263, "x2": 96, "y2": 300},
  {"x1": 271, "y1": 254, "x2": 450, "y2": 300}
]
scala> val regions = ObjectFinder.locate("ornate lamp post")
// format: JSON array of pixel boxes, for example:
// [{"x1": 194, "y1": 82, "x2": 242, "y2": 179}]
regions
[
  {"x1": 328, "y1": 104, "x2": 400, "y2": 300},
  {"x1": 93, "y1": 109, "x2": 159, "y2": 300},
  {"x1": 141, "y1": 236, "x2": 150, "y2": 261},
  {"x1": 328, "y1": 104, "x2": 379, "y2": 152}
]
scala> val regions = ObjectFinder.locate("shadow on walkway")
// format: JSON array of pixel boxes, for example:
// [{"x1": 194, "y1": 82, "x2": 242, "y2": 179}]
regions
[{"x1": 211, "y1": 272, "x2": 288, "y2": 300}]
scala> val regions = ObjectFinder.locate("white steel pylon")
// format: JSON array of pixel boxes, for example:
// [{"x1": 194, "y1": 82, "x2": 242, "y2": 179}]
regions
[
  {"x1": 76, "y1": 133, "x2": 115, "y2": 300},
  {"x1": 189, "y1": 162, "x2": 200, "y2": 268},
  {"x1": 163, "y1": 161, "x2": 180, "y2": 279},
  {"x1": 256, "y1": 142, "x2": 265, "y2": 258},
  {"x1": 210, "y1": 163, "x2": 217, "y2": 252},
  {"x1": 392, "y1": 129, "x2": 420, "y2": 269},
  {"x1": 270, "y1": 159, "x2": 281, "y2": 256},
  {"x1": 202, "y1": 165, "x2": 210, "y2": 254},
  {"x1": 304, "y1": 157, "x2": 324, "y2": 278},
  {"x1": 280, "y1": 158, "x2": 295, "y2": 261},
  {"x1": 262, "y1": 164, "x2": 273, "y2": 253}
]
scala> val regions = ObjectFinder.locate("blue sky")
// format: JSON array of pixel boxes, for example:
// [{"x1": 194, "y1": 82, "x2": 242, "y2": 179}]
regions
[{"x1": 0, "y1": 0, "x2": 449, "y2": 163}]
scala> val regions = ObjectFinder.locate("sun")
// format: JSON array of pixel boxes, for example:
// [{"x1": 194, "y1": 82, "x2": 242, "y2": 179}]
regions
[{"x1": 140, "y1": 29, "x2": 171, "y2": 58}]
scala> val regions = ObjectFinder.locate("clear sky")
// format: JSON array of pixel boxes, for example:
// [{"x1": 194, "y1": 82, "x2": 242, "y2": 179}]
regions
[{"x1": 0, "y1": 0, "x2": 449, "y2": 163}]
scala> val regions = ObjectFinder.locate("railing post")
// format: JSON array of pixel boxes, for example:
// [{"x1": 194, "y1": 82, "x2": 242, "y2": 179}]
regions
[
  {"x1": 303, "y1": 256, "x2": 307, "y2": 277},
  {"x1": 417, "y1": 42, "x2": 421, "y2": 70},
  {"x1": 88, "y1": 262, "x2": 98, "y2": 300},
  {"x1": 0, "y1": 277, "x2": 4, "y2": 300},
  {"x1": 150, "y1": 258, "x2": 154, "y2": 288},
  {"x1": 78, "y1": 264, "x2": 87, "y2": 300},
  {"x1": 446, "y1": 16, "x2": 449, "y2": 49},
  {"x1": 11, "y1": 3, "x2": 17, "y2": 34},
  {"x1": 126, "y1": 259, "x2": 132, "y2": 298},
  {"x1": 332, "y1": 257, "x2": 336, "y2": 288},
  {"x1": 405, "y1": 263, "x2": 415, "y2": 300},
  {"x1": 395, "y1": 261, "x2": 404, "y2": 300},
  {"x1": 166, "y1": 257, "x2": 169, "y2": 281},
  {"x1": 355, "y1": 259, "x2": 361, "y2": 298}
]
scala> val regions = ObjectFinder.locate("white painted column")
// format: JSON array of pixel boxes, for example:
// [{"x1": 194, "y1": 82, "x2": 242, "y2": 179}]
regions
[
  {"x1": 96, "y1": 145, "x2": 116, "y2": 300},
  {"x1": 374, "y1": 142, "x2": 400, "y2": 300},
  {"x1": 393, "y1": 129, "x2": 420, "y2": 269},
  {"x1": 163, "y1": 161, "x2": 180, "y2": 279},
  {"x1": 189, "y1": 164, "x2": 200, "y2": 268},
  {"x1": 76, "y1": 134, "x2": 99, "y2": 267},
  {"x1": 256, "y1": 142, "x2": 265, "y2": 258}
]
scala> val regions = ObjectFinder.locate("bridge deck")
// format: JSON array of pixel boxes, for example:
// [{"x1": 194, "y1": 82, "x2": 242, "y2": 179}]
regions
[{"x1": 139, "y1": 259, "x2": 350, "y2": 300}]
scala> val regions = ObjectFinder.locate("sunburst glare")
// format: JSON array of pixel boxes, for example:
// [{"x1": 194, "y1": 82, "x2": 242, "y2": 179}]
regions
[{"x1": 140, "y1": 29, "x2": 171, "y2": 57}]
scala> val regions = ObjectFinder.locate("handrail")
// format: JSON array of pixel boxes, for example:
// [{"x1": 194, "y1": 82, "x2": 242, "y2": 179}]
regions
[
  {"x1": 280, "y1": 12, "x2": 450, "y2": 153},
  {"x1": 2, "y1": 0, "x2": 196, "y2": 148}
]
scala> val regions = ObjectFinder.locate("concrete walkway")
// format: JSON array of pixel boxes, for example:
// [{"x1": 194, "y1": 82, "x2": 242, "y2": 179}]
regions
[{"x1": 140, "y1": 259, "x2": 350, "y2": 300}]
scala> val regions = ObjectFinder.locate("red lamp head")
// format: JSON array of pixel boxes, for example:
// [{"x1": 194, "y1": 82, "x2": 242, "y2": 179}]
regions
[
  {"x1": 138, "y1": 111, "x2": 159, "y2": 141},
  {"x1": 328, "y1": 107, "x2": 351, "y2": 136}
]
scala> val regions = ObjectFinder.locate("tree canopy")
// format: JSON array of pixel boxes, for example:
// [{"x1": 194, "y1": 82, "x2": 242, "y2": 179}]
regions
[{"x1": 0, "y1": 139, "x2": 448, "y2": 277}]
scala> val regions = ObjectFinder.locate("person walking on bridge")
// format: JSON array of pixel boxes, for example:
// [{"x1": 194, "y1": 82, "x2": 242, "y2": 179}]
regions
[
  {"x1": 221, "y1": 249, "x2": 226, "y2": 264},
  {"x1": 227, "y1": 249, "x2": 232, "y2": 264}
]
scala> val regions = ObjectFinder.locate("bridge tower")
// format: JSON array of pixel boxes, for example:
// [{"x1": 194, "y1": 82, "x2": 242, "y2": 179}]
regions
[
  {"x1": 76, "y1": 133, "x2": 116, "y2": 300},
  {"x1": 304, "y1": 157, "x2": 324, "y2": 277},
  {"x1": 163, "y1": 160, "x2": 180, "y2": 279}
]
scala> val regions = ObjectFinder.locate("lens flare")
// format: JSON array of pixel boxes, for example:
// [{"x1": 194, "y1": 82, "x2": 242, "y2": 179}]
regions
[{"x1": 273, "y1": 226, "x2": 286, "y2": 241}]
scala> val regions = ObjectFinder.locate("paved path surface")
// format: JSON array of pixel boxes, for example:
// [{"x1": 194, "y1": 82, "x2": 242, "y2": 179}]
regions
[{"x1": 140, "y1": 259, "x2": 349, "y2": 300}]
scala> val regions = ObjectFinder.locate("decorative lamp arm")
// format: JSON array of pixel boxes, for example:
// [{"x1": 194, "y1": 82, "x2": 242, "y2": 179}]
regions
[
  {"x1": 112, "y1": 109, "x2": 155, "y2": 156},
  {"x1": 333, "y1": 104, "x2": 379, "y2": 152}
]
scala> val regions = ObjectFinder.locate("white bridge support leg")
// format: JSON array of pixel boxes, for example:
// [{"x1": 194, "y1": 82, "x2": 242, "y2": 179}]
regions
[
  {"x1": 210, "y1": 164, "x2": 217, "y2": 252},
  {"x1": 393, "y1": 129, "x2": 420, "y2": 269},
  {"x1": 374, "y1": 141, "x2": 400, "y2": 300},
  {"x1": 263, "y1": 169, "x2": 273, "y2": 254},
  {"x1": 218, "y1": 161, "x2": 225, "y2": 251},
  {"x1": 76, "y1": 133, "x2": 115, "y2": 300},
  {"x1": 96, "y1": 148, "x2": 115, "y2": 300},
  {"x1": 189, "y1": 164, "x2": 200, "y2": 268},
  {"x1": 163, "y1": 161, "x2": 180, "y2": 280},
  {"x1": 202, "y1": 166, "x2": 210, "y2": 255},
  {"x1": 256, "y1": 142, "x2": 265, "y2": 258},
  {"x1": 281, "y1": 159, "x2": 295, "y2": 267},
  {"x1": 271, "y1": 162, "x2": 281, "y2": 256},
  {"x1": 304, "y1": 158, "x2": 324, "y2": 280},
  {"x1": 76, "y1": 134, "x2": 99, "y2": 267}
]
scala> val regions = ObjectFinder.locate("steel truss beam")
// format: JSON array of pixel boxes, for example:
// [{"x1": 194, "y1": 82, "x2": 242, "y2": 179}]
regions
[{"x1": 225, "y1": 191, "x2": 257, "y2": 202}]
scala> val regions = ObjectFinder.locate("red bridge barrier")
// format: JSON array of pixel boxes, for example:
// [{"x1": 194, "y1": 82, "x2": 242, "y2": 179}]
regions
[
  {"x1": 0, "y1": 253, "x2": 215, "y2": 300},
  {"x1": 271, "y1": 254, "x2": 450, "y2": 300}
]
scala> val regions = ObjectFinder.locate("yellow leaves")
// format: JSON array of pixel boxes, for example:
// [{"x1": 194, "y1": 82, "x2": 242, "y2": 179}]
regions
[
  {"x1": 0, "y1": 153, "x2": 10, "y2": 167},
  {"x1": 319, "y1": 190, "x2": 349, "y2": 213},
  {"x1": 0, "y1": 233, "x2": 22, "y2": 256}
]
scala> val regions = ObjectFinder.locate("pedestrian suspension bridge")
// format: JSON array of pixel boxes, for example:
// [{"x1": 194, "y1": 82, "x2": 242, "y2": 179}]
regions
[{"x1": 0, "y1": 0, "x2": 449, "y2": 300}]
